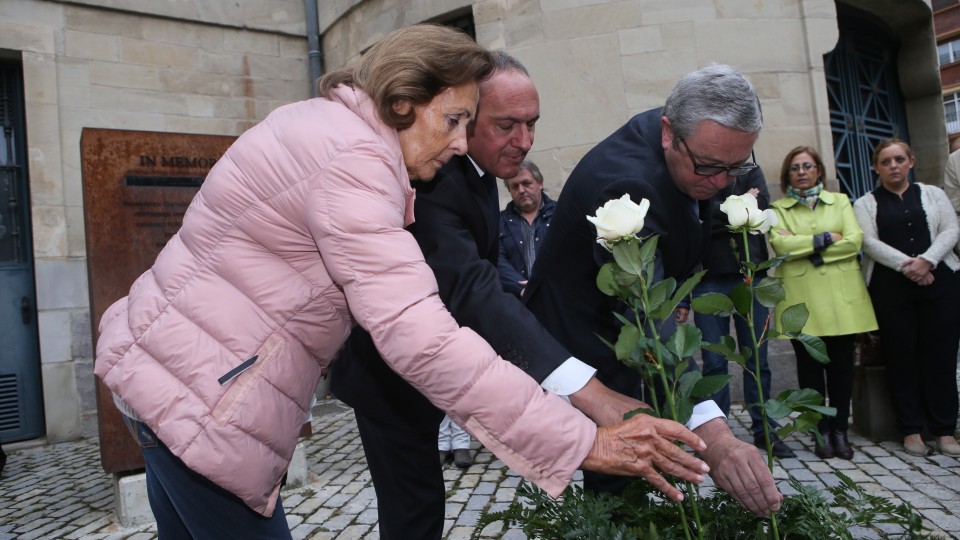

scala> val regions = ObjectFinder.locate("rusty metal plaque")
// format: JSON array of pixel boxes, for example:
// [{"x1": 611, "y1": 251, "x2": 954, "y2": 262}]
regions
[{"x1": 81, "y1": 128, "x2": 235, "y2": 474}]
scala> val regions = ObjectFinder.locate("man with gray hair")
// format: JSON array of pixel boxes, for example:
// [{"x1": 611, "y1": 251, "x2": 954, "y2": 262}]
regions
[{"x1": 524, "y1": 64, "x2": 783, "y2": 514}]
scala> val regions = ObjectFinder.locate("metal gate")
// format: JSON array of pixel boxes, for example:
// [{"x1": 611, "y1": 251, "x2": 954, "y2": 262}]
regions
[
  {"x1": 0, "y1": 60, "x2": 44, "y2": 442},
  {"x1": 825, "y1": 6, "x2": 910, "y2": 201}
]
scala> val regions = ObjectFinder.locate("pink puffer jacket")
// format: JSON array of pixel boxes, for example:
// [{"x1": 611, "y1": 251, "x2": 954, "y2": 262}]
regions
[{"x1": 95, "y1": 86, "x2": 595, "y2": 516}]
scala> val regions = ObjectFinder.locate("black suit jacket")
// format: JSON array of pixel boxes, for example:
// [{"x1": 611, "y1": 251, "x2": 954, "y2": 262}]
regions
[
  {"x1": 524, "y1": 109, "x2": 712, "y2": 396},
  {"x1": 330, "y1": 154, "x2": 571, "y2": 423}
]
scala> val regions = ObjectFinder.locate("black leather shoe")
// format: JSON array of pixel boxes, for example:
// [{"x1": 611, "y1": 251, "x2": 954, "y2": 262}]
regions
[
  {"x1": 832, "y1": 430, "x2": 854, "y2": 460},
  {"x1": 452, "y1": 448, "x2": 473, "y2": 469},
  {"x1": 814, "y1": 431, "x2": 834, "y2": 459},
  {"x1": 754, "y1": 435, "x2": 796, "y2": 459},
  {"x1": 439, "y1": 450, "x2": 451, "y2": 465}
]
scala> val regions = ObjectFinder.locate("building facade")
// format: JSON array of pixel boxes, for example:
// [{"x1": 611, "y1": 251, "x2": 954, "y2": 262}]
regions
[
  {"x1": 935, "y1": 0, "x2": 960, "y2": 146},
  {"x1": 0, "y1": 0, "x2": 943, "y2": 446}
]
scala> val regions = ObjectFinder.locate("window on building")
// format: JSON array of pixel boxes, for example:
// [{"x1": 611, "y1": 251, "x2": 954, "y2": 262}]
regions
[
  {"x1": 945, "y1": 92, "x2": 960, "y2": 134},
  {"x1": 939, "y1": 39, "x2": 960, "y2": 65}
]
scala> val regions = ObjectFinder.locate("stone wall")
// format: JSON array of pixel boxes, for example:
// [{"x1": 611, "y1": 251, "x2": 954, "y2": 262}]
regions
[
  {"x1": 318, "y1": 0, "x2": 941, "y2": 202},
  {"x1": 0, "y1": 0, "x2": 310, "y2": 441}
]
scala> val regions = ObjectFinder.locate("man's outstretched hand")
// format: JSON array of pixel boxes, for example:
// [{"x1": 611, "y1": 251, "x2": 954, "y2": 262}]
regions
[
  {"x1": 568, "y1": 376, "x2": 653, "y2": 427},
  {"x1": 695, "y1": 418, "x2": 783, "y2": 514},
  {"x1": 581, "y1": 414, "x2": 709, "y2": 502}
]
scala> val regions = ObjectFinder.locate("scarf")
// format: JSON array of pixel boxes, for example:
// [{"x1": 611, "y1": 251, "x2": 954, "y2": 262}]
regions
[{"x1": 786, "y1": 182, "x2": 823, "y2": 210}]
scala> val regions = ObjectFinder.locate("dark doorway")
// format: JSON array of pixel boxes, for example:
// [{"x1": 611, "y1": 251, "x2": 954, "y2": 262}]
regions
[
  {"x1": 825, "y1": 4, "x2": 911, "y2": 200},
  {"x1": 0, "y1": 59, "x2": 44, "y2": 442}
]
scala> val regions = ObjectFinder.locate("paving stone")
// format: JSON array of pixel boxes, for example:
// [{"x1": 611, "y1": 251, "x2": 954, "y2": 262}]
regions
[
  {"x1": 3, "y1": 402, "x2": 959, "y2": 540},
  {"x1": 871, "y1": 474, "x2": 911, "y2": 491}
]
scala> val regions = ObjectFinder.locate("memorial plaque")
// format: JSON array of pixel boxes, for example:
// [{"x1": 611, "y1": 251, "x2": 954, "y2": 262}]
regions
[{"x1": 82, "y1": 128, "x2": 235, "y2": 474}]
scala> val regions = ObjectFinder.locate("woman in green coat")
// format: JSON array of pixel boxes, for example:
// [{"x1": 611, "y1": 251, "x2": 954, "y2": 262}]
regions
[{"x1": 769, "y1": 146, "x2": 878, "y2": 460}]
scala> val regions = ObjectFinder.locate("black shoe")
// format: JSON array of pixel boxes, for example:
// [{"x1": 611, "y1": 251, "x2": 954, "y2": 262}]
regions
[
  {"x1": 831, "y1": 430, "x2": 854, "y2": 460},
  {"x1": 439, "y1": 450, "x2": 451, "y2": 465},
  {"x1": 814, "y1": 431, "x2": 834, "y2": 459},
  {"x1": 753, "y1": 435, "x2": 796, "y2": 459},
  {"x1": 452, "y1": 448, "x2": 473, "y2": 469}
]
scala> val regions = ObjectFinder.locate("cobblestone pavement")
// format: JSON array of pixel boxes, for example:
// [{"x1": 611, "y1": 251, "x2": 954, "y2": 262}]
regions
[{"x1": 1, "y1": 401, "x2": 958, "y2": 539}]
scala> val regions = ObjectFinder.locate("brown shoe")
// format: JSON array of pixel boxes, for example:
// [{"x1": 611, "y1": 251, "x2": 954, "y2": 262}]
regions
[
  {"x1": 831, "y1": 430, "x2": 854, "y2": 460},
  {"x1": 452, "y1": 448, "x2": 473, "y2": 469},
  {"x1": 814, "y1": 431, "x2": 834, "y2": 459}
]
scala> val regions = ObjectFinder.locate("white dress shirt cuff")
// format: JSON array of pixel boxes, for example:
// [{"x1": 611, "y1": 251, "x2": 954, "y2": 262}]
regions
[
  {"x1": 541, "y1": 358, "x2": 597, "y2": 401},
  {"x1": 687, "y1": 400, "x2": 725, "y2": 430}
]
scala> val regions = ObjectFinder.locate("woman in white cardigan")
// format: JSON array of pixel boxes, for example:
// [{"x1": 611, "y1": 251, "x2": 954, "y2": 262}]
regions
[{"x1": 853, "y1": 138, "x2": 960, "y2": 458}]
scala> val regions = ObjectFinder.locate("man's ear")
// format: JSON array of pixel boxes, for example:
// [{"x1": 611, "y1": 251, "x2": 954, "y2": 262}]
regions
[
  {"x1": 393, "y1": 99, "x2": 413, "y2": 115},
  {"x1": 661, "y1": 116, "x2": 674, "y2": 151}
]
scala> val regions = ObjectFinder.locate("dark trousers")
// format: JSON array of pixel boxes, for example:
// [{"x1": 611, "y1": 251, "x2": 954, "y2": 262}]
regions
[
  {"x1": 792, "y1": 334, "x2": 855, "y2": 432},
  {"x1": 694, "y1": 273, "x2": 778, "y2": 437},
  {"x1": 130, "y1": 420, "x2": 292, "y2": 539},
  {"x1": 870, "y1": 266, "x2": 960, "y2": 437},
  {"x1": 354, "y1": 411, "x2": 445, "y2": 540}
]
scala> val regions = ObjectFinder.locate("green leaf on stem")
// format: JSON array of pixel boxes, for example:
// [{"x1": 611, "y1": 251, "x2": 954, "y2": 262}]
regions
[
  {"x1": 776, "y1": 410, "x2": 825, "y2": 438},
  {"x1": 666, "y1": 323, "x2": 701, "y2": 360},
  {"x1": 798, "y1": 333, "x2": 830, "y2": 364},
  {"x1": 614, "y1": 270, "x2": 640, "y2": 289},
  {"x1": 691, "y1": 374, "x2": 732, "y2": 398},
  {"x1": 779, "y1": 303, "x2": 809, "y2": 335},
  {"x1": 596, "y1": 262, "x2": 619, "y2": 296},
  {"x1": 646, "y1": 278, "x2": 675, "y2": 318},
  {"x1": 730, "y1": 283, "x2": 753, "y2": 316},
  {"x1": 677, "y1": 370, "x2": 701, "y2": 399},
  {"x1": 753, "y1": 276, "x2": 786, "y2": 308},
  {"x1": 764, "y1": 398, "x2": 793, "y2": 420},
  {"x1": 624, "y1": 407, "x2": 660, "y2": 421},
  {"x1": 691, "y1": 292, "x2": 735, "y2": 316},
  {"x1": 674, "y1": 396, "x2": 694, "y2": 425},
  {"x1": 701, "y1": 335, "x2": 736, "y2": 356},
  {"x1": 612, "y1": 242, "x2": 645, "y2": 277},
  {"x1": 674, "y1": 358, "x2": 690, "y2": 380},
  {"x1": 754, "y1": 253, "x2": 789, "y2": 272},
  {"x1": 671, "y1": 270, "x2": 705, "y2": 305},
  {"x1": 614, "y1": 324, "x2": 641, "y2": 361},
  {"x1": 776, "y1": 388, "x2": 837, "y2": 420},
  {"x1": 637, "y1": 234, "x2": 659, "y2": 267}
]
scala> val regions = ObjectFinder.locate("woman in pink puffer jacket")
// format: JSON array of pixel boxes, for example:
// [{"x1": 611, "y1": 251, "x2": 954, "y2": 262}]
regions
[{"x1": 96, "y1": 25, "x2": 706, "y2": 539}]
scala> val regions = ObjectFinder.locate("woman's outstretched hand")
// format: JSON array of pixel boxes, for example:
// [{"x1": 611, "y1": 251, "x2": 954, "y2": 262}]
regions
[{"x1": 581, "y1": 415, "x2": 709, "y2": 502}]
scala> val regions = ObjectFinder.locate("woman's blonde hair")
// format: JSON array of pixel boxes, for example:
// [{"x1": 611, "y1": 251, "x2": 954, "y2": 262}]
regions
[
  {"x1": 872, "y1": 138, "x2": 914, "y2": 167},
  {"x1": 778, "y1": 145, "x2": 826, "y2": 193},
  {"x1": 317, "y1": 24, "x2": 492, "y2": 131}
]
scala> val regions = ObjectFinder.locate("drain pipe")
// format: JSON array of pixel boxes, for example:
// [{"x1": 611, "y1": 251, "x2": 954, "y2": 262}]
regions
[{"x1": 305, "y1": 0, "x2": 324, "y2": 97}]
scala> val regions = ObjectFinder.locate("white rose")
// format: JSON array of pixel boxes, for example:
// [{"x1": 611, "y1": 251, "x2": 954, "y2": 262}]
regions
[
  {"x1": 753, "y1": 208, "x2": 778, "y2": 234},
  {"x1": 719, "y1": 193, "x2": 778, "y2": 234},
  {"x1": 587, "y1": 194, "x2": 650, "y2": 249}
]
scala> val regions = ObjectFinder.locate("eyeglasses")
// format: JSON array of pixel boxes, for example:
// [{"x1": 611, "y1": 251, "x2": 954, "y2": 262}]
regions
[
  {"x1": 789, "y1": 162, "x2": 817, "y2": 173},
  {"x1": 678, "y1": 138, "x2": 758, "y2": 177}
]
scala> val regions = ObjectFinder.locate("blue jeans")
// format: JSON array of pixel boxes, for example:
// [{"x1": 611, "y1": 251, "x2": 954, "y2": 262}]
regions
[
  {"x1": 693, "y1": 274, "x2": 778, "y2": 438},
  {"x1": 125, "y1": 418, "x2": 292, "y2": 539}
]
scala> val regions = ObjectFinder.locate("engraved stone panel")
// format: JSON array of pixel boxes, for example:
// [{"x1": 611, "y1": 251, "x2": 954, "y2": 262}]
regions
[{"x1": 81, "y1": 128, "x2": 235, "y2": 474}]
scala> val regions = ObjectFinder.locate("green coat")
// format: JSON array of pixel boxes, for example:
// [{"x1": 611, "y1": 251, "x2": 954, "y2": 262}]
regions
[{"x1": 769, "y1": 190, "x2": 878, "y2": 337}]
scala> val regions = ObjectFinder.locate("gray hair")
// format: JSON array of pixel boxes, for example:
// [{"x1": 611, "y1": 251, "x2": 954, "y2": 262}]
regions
[
  {"x1": 502, "y1": 160, "x2": 543, "y2": 187},
  {"x1": 662, "y1": 64, "x2": 762, "y2": 147},
  {"x1": 489, "y1": 50, "x2": 530, "y2": 77}
]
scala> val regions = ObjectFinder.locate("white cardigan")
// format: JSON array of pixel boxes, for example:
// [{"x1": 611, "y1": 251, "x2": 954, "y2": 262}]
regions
[{"x1": 853, "y1": 182, "x2": 960, "y2": 284}]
